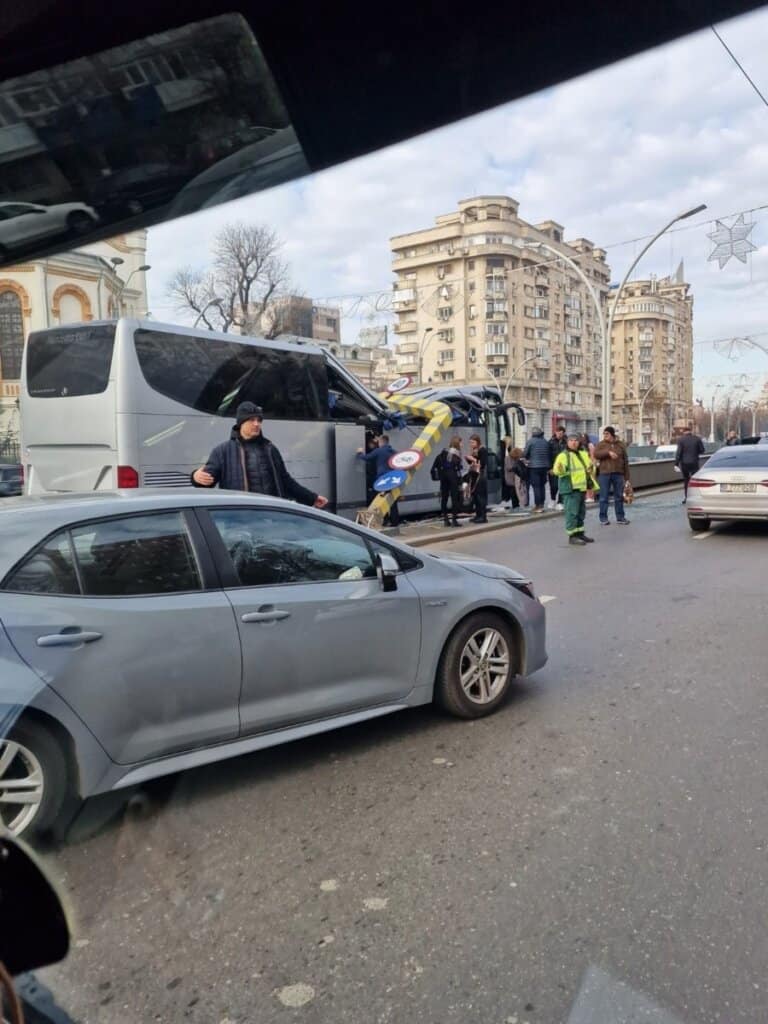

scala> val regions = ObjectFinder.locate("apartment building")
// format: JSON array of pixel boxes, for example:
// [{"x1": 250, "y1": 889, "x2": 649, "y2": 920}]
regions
[
  {"x1": 266, "y1": 296, "x2": 342, "y2": 345},
  {"x1": 610, "y1": 264, "x2": 693, "y2": 444},
  {"x1": 389, "y1": 196, "x2": 611, "y2": 434},
  {"x1": 312, "y1": 303, "x2": 341, "y2": 344}
]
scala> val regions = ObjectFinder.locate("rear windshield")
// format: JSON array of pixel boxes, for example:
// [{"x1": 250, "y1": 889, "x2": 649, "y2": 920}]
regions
[
  {"x1": 26, "y1": 325, "x2": 116, "y2": 398},
  {"x1": 708, "y1": 449, "x2": 768, "y2": 469},
  {"x1": 0, "y1": 467, "x2": 21, "y2": 481}
]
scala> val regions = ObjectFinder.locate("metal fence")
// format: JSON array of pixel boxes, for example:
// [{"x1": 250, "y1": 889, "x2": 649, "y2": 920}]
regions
[{"x1": 0, "y1": 439, "x2": 20, "y2": 464}]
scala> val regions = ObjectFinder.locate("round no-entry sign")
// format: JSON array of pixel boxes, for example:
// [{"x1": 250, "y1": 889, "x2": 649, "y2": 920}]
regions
[
  {"x1": 373, "y1": 469, "x2": 408, "y2": 492},
  {"x1": 388, "y1": 448, "x2": 424, "y2": 471},
  {"x1": 386, "y1": 376, "x2": 412, "y2": 394}
]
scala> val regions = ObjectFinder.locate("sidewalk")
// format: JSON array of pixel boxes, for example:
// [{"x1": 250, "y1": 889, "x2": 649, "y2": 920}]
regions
[{"x1": 382, "y1": 483, "x2": 679, "y2": 548}]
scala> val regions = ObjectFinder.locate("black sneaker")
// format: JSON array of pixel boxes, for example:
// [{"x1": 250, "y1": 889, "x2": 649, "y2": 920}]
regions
[
  {"x1": 617, "y1": 519, "x2": 630, "y2": 525},
  {"x1": 600, "y1": 520, "x2": 610, "y2": 526},
  {"x1": 582, "y1": 535, "x2": 595, "y2": 543},
  {"x1": 569, "y1": 535, "x2": 588, "y2": 546}
]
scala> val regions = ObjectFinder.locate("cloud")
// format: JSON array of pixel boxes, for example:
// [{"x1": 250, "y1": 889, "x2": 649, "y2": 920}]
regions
[{"x1": 148, "y1": 6, "x2": 768, "y2": 394}]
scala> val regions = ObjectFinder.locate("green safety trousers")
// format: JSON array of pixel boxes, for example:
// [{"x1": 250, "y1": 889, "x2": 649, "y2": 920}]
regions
[{"x1": 562, "y1": 490, "x2": 586, "y2": 536}]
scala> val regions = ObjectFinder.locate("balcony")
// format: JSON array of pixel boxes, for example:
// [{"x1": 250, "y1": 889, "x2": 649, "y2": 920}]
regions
[
  {"x1": 393, "y1": 320, "x2": 418, "y2": 335},
  {"x1": 393, "y1": 297, "x2": 417, "y2": 313},
  {"x1": 536, "y1": 274, "x2": 549, "y2": 287},
  {"x1": 396, "y1": 342, "x2": 418, "y2": 355},
  {"x1": 398, "y1": 360, "x2": 418, "y2": 374},
  {"x1": 486, "y1": 353, "x2": 509, "y2": 365}
]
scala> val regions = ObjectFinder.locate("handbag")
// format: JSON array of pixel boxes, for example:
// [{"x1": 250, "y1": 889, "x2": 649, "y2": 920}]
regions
[{"x1": 623, "y1": 480, "x2": 635, "y2": 504}]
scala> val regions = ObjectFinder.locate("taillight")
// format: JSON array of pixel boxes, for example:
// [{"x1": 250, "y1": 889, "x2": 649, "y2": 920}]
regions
[
  {"x1": 688, "y1": 478, "x2": 716, "y2": 488},
  {"x1": 18, "y1": 466, "x2": 24, "y2": 486},
  {"x1": 117, "y1": 465, "x2": 139, "y2": 488}
]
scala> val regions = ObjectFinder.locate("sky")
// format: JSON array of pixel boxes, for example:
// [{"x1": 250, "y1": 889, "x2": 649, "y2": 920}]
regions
[{"x1": 147, "y1": 6, "x2": 768, "y2": 403}]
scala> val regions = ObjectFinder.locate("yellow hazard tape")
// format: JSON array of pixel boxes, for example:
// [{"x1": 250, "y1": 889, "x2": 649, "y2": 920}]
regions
[{"x1": 356, "y1": 392, "x2": 453, "y2": 529}]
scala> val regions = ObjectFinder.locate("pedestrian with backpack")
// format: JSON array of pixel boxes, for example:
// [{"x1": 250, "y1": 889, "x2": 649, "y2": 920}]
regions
[{"x1": 431, "y1": 435, "x2": 464, "y2": 527}]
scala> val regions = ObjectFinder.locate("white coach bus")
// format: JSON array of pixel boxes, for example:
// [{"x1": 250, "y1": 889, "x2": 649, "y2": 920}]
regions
[{"x1": 20, "y1": 319, "x2": 523, "y2": 517}]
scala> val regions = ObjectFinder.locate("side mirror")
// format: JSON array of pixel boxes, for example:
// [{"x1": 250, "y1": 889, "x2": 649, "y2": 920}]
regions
[
  {"x1": 516, "y1": 407, "x2": 526, "y2": 427},
  {"x1": 375, "y1": 552, "x2": 400, "y2": 592}
]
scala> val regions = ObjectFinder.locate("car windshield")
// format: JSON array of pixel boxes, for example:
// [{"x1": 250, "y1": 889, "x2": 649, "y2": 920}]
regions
[{"x1": 4, "y1": 7, "x2": 768, "y2": 1024}]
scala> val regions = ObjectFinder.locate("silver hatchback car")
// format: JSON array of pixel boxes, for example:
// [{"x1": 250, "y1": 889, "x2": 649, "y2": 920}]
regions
[{"x1": 0, "y1": 491, "x2": 547, "y2": 839}]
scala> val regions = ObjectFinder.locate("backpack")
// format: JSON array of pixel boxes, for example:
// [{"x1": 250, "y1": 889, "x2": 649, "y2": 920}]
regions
[{"x1": 430, "y1": 451, "x2": 445, "y2": 482}]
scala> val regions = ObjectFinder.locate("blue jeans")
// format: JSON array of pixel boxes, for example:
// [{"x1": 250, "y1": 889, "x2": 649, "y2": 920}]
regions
[
  {"x1": 529, "y1": 467, "x2": 549, "y2": 508},
  {"x1": 598, "y1": 473, "x2": 625, "y2": 522}
]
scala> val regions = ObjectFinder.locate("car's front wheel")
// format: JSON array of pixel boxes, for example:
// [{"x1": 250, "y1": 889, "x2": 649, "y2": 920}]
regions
[
  {"x1": 688, "y1": 517, "x2": 711, "y2": 533},
  {"x1": 67, "y1": 211, "x2": 95, "y2": 235},
  {"x1": 0, "y1": 720, "x2": 68, "y2": 839},
  {"x1": 435, "y1": 611, "x2": 517, "y2": 718}
]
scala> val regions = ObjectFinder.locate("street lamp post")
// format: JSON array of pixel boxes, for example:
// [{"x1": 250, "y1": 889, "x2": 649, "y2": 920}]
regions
[
  {"x1": 502, "y1": 352, "x2": 540, "y2": 403},
  {"x1": 637, "y1": 380, "x2": 663, "y2": 444},
  {"x1": 603, "y1": 204, "x2": 706, "y2": 429},
  {"x1": 112, "y1": 262, "x2": 151, "y2": 315},
  {"x1": 417, "y1": 327, "x2": 434, "y2": 384},
  {"x1": 709, "y1": 384, "x2": 724, "y2": 443},
  {"x1": 525, "y1": 238, "x2": 606, "y2": 434}
]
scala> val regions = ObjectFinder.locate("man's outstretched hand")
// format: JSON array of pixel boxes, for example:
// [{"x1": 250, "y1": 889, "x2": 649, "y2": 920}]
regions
[
  {"x1": 314, "y1": 495, "x2": 329, "y2": 509},
  {"x1": 193, "y1": 468, "x2": 215, "y2": 486}
]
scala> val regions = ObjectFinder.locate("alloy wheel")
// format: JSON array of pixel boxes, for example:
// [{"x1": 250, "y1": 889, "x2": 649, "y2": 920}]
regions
[
  {"x1": 0, "y1": 739, "x2": 44, "y2": 835},
  {"x1": 459, "y1": 628, "x2": 511, "y2": 704}
]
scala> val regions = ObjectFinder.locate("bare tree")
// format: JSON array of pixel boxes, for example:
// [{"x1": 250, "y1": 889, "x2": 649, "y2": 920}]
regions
[{"x1": 167, "y1": 223, "x2": 292, "y2": 336}]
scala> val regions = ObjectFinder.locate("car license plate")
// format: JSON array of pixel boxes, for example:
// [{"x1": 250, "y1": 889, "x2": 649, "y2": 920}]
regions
[{"x1": 720, "y1": 483, "x2": 756, "y2": 493}]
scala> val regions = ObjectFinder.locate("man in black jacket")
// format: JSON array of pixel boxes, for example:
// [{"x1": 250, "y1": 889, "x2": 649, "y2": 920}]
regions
[
  {"x1": 192, "y1": 401, "x2": 329, "y2": 507},
  {"x1": 675, "y1": 427, "x2": 705, "y2": 504},
  {"x1": 548, "y1": 424, "x2": 568, "y2": 507}
]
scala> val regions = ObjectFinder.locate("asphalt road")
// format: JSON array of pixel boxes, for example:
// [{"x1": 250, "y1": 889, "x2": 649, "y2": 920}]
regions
[{"x1": 39, "y1": 493, "x2": 768, "y2": 1024}]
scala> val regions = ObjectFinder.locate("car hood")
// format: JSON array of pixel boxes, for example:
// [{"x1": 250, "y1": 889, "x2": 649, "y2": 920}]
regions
[{"x1": 426, "y1": 550, "x2": 528, "y2": 582}]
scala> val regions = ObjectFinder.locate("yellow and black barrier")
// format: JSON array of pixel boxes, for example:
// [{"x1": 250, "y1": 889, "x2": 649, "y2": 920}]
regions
[{"x1": 356, "y1": 392, "x2": 454, "y2": 529}]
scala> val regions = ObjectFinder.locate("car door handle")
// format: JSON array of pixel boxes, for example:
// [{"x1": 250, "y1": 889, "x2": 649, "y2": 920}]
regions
[
  {"x1": 241, "y1": 609, "x2": 291, "y2": 624},
  {"x1": 36, "y1": 630, "x2": 103, "y2": 648}
]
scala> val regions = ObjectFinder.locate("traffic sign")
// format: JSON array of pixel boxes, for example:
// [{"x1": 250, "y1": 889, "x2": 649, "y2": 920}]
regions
[
  {"x1": 388, "y1": 448, "x2": 424, "y2": 471},
  {"x1": 373, "y1": 469, "x2": 408, "y2": 492},
  {"x1": 386, "y1": 376, "x2": 412, "y2": 394}
]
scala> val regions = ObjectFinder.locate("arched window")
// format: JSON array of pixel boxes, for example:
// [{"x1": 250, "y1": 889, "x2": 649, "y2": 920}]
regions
[
  {"x1": 351, "y1": 349, "x2": 358, "y2": 360},
  {"x1": 0, "y1": 290, "x2": 24, "y2": 381}
]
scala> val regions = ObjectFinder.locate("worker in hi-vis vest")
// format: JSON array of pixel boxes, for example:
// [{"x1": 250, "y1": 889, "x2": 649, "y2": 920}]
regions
[{"x1": 552, "y1": 433, "x2": 600, "y2": 547}]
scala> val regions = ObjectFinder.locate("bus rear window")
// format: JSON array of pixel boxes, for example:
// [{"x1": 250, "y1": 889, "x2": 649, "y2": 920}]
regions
[{"x1": 26, "y1": 326, "x2": 116, "y2": 398}]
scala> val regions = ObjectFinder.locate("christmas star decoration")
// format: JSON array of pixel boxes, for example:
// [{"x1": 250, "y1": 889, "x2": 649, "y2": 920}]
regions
[{"x1": 707, "y1": 213, "x2": 757, "y2": 269}]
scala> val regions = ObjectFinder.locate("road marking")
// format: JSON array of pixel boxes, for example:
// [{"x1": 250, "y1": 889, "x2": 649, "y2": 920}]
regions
[
  {"x1": 539, "y1": 595, "x2": 557, "y2": 604},
  {"x1": 693, "y1": 531, "x2": 714, "y2": 540}
]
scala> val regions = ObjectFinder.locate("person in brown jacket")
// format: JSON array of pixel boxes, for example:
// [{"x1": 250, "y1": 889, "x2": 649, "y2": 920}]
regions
[{"x1": 594, "y1": 426, "x2": 631, "y2": 525}]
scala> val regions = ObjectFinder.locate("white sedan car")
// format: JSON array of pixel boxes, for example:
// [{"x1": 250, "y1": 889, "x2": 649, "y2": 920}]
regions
[
  {"x1": 0, "y1": 201, "x2": 99, "y2": 256},
  {"x1": 687, "y1": 446, "x2": 768, "y2": 531}
]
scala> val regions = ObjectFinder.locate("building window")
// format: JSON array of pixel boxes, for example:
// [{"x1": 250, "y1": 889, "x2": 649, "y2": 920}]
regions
[
  {"x1": 485, "y1": 257, "x2": 505, "y2": 269},
  {"x1": 467, "y1": 261, "x2": 475, "y2": 271},
  {"x1": 0, "y1": 290, "x2": 24, "y2": 381},
  {"x1": 437, "y1": 307, "x2": 453, "y2": 320},
  {"x1": 468, "y1": 326, "x2": 476, "y2": 337},
  {"x1": 437, "y1": 328, "x2": 454, "y2": 342},
  {"x1": 324, "y1": 317, "x2": 337, "y2": 329},
  {"x1": 524, "y1": 328, "x2": 534, "y2": 340},
  {"x1": 485, "y1": 342, "x2": 509, "y2": 356},
  {"x1": 438, "y1": 349, "x2": 455, "y2": 362},
  {"x1": 468, "y1": 280, "x2": 476, "y2": 293}
]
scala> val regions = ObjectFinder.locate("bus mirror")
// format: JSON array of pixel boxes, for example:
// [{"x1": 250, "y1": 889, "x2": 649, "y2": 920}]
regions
[{"x1": 516, "y1": 407, "x2": 526, "y2": 427}]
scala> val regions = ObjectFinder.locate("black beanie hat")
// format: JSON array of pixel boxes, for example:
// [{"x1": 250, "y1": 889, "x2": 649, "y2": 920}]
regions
[{"x1": 236, "y1": 402, "x2": 264, "y2": 426}]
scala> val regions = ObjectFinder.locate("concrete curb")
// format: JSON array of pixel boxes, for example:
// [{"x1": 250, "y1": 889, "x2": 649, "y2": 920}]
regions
[{"x1": 396, "y1": 482, "x2": 681, "y2": 548}]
